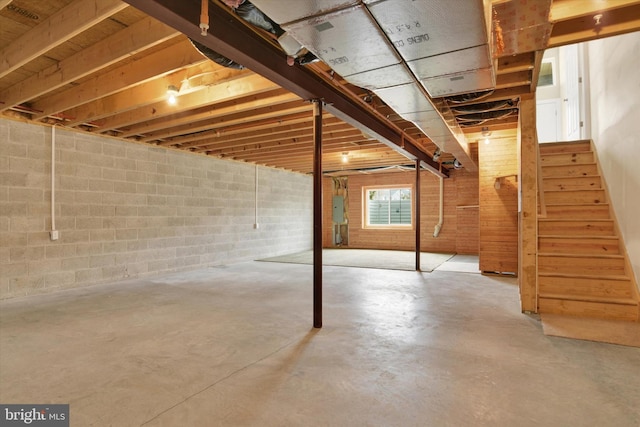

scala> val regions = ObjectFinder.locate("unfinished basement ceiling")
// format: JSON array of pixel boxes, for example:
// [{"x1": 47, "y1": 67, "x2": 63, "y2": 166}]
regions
[{"x1": 1, "y1": 0, "x2": 639, "y2": 175}]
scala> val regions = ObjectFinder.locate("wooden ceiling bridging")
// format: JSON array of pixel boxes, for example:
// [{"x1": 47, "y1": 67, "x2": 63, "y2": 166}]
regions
[{"x1": 1, "y1": 0, "x2": 639, "y2": 175}]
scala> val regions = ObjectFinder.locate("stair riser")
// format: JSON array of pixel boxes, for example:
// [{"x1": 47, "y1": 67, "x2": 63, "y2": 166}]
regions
[
  {"x1": 538, "y1": 238, "x2": 620, "y2": 254},
  {"x1": 538, "y1": 276, "x2": 633, "y2": 299},
  {"x1": 543, "y1": 177, "x2": 601, "y2": 191},
  {"x1": 539, "y1": 141, "x2": 591, "y2": 154},
  {"x1": 539, "y1": 221, "x2": 614, "y2": 236},
  {"x1": 544, "y1": 190, "x2": 605, "y2": 204},
  {"x1": 543, "y1": 205, "x2": 610, "y2": 219},
  {"x1": 540, "y1": 152, "x2": 594, "y2": 166},
  {"x1": 538, "y1": 256, "x2": 626, "y2": 275},
  {"x1": 541, "y1": 164, "x2": 599, "y2": 178},
  {"x1": 538, "y1": 298, "x2": 638, "y2": 321}
]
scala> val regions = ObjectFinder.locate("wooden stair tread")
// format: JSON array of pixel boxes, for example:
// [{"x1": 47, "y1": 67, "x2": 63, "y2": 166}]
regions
[
  {"x1": 543, "y1": 188, "x2": 604, "y2": 192},
  {"x1": 538, "y1": 252, "x2": 624, "y2": 259},
  {"x1": 539, "y1": 140, "x2": 591, "y2": 147},
  {"x1": 538, "y1": 235, "x2": 618, "y2": 239},
  {"x1": 544, "y1": 202, "x2": 608, "y2": 206},
  {"x1": 539, "y1": 293, "x2": 637, "y2": 306},
  {"x1": 540, "y1": 149, "x2": 592, "y2": 155},
  {"x1": 541, "y1": 161, "x2": 597, "y2": 166},
  {"x1": 543, "y1": 175, "x2": 601, "y2": 179},
  {"x1": 538, "y1": 218, "x2": 612, "y2": 222},
  {"x1": 538, "y1": 272, "x2": 631, "y2": 281}
]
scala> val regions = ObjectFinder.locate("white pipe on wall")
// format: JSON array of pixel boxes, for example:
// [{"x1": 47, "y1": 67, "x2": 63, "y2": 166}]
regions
[
  {"x1": 433, "y1": 176, "x2": 444, "y2": 237},
  {"x1": 254, "y1": 164, "x2": 259, "y2": 229},
  {"x1": 51, "y1": 125, "x2": 57, "y2": 233}
]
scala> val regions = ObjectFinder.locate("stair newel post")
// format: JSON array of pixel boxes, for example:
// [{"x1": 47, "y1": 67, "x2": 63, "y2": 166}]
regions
[{"x1": 518, "y1": 93, "x2": 539, "y2": 313}]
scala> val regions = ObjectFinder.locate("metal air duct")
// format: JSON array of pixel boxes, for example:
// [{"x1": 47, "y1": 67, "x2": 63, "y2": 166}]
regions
[{"x1": 251, "y1": 0, "x2": 495, "y2": 171}]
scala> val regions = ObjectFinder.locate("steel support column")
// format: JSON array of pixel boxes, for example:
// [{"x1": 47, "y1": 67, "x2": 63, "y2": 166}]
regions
[
  {"x1": 415, "y1": 159, "x2": 421, "y2": 271},
  {"x1": 313, "y1": 100, "x2": 323, "y2": 328}
]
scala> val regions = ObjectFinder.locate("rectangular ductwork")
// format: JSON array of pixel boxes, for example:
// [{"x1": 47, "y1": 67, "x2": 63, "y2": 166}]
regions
[
  {"x1": 251, "y1": 0, "x2": 495, "y2": 171},
  {"x1": 283, "y1": 5, "x2": 401, "y2": 78}
]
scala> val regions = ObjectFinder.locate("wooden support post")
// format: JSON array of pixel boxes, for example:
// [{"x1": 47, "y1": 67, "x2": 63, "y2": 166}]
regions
[
  {"x1": 518, "y1": 93, "x2": 538, "y2": 312},
  {"x1": 313, "y1": 99, "x2": 323, "y2": 328},
  {"x1": 415, "y1": 159, "x2": 421, "y2": 271}
]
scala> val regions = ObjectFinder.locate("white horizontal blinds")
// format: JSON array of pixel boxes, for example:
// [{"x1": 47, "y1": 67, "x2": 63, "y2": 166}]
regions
[{"x1": 367, "y1": 188, "x2": 411, "y2": 225}]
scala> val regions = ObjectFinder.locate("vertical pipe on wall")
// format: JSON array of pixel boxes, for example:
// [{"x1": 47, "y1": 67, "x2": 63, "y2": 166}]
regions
[
  {"x1": 51, "y1": 125, "x2": 57, "y2": 233},
  {"x1": 313, "y1": 99, "x2": 323, "y2": 328},
  {"x1": 254, "y1": 164, "x2": 259, "y2": 229},
  {"x1": 415, "y1": 159, "x2": 421, "y2": 271},
  {"x1": 433, "y1": 176, "x2": 444, "y2": 237}
]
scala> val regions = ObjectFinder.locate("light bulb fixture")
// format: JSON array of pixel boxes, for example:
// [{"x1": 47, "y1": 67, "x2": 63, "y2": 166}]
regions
[
  {"x1": 432, "y1": 148, "x2": 441, "y2": 162},
  {"x1": 167, "y1": 85, "x2": 179, "y2": 105},
  {"x1": 341, "y1": 152, "x2": 349, "y2": 163},
  {"x1": 481, "y1": 126, "x2": 491, "y2": 145}
]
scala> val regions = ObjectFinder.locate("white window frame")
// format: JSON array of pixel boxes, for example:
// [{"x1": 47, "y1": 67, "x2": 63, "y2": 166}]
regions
[
  {"x1": 538, "y1": 57, "x2": 557, "y2": 87},
  {"x1": 363, "y1": 185, "x2": 413, "y2": 229}
]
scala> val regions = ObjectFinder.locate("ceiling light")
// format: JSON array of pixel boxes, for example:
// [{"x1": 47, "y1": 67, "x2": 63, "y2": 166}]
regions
[
  {"x1": 432, "y1": 148, "x2": 441, "y2": 162},
  {"x1": 341, "y1": 152, "x2": 349, "y2": 163},
  {"x1": 481, "y1": 126, "x2": 491, "y2": 145},
  {"x1": 167, "y1": 85, "x2": 179, "y2": 105}
]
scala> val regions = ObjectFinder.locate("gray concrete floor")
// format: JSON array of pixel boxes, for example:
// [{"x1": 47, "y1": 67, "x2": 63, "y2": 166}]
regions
[{"x1": 1, "y1": 260, "x2": 639, "y2": 426}]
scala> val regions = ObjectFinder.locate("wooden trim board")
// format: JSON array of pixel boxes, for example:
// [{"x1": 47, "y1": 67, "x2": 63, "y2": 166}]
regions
[{"x1": 541, "y1": 313, "x2": 640, "y2": 347}]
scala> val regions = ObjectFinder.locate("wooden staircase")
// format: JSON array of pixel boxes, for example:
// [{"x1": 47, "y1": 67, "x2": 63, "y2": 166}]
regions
[{"x1": 537, "y1": 140, "x2": 640, "y2": 321}]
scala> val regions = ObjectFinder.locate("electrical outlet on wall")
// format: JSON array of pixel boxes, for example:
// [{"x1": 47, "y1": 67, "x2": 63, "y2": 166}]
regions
[{"x1": 50, "y1": 230, "x2": 59, "y2": 241}]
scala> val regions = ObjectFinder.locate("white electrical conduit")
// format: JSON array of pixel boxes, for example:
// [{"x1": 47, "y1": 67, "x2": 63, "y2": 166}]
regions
[
  {"x1": 254, "y1": 164, "x2": 259, "y2": 229},
  {"x1": 433, "y1": 176, "x2": 444, "y2": 237},
  {"x1": 51, "y1": 125, "x2": 57, "y2": 234}
]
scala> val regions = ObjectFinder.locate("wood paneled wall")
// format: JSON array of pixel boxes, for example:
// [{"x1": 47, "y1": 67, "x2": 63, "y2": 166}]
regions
[
  {"x1": 478, "y1": 134, "x2": 519, "y2": 274},
  {"x1": 455, "y1": 167, "x2": 480, "y2": 255},
  {"x1": 322, "y1": 168, "x2": 479, "y2": 254}
]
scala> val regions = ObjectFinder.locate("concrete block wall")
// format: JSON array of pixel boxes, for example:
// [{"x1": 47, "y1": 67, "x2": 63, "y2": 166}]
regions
[{"x1": 0, "y1": 118, "x2": 312, "y2": 298}]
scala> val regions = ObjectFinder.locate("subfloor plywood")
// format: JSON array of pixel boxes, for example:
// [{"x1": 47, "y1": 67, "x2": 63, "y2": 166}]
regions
[{"x1": 541, "y1": 313, "x2": 640, "y2": 348}]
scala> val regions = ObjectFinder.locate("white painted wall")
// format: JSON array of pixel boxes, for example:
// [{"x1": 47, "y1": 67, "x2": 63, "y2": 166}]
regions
[
  {"x1": 586, "y1": 31, "x2": 640, "y2": 285},
  {"x1": 537, "y1": 48, "x2": 562, "y2": 142}
]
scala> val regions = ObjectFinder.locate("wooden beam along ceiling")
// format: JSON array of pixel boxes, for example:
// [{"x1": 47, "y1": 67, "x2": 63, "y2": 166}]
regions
[
  {"x1": 128, "y1": 90, "x2": 298, "y2": 139},
  {"x1": 0, "y1": 16, "x2": 179, "y2": 113},
  {"x1": 31, "y1": 39, "x2": 206, "y2": 121},
  {"x1": 64, "y1": 61, "x2": 249, "y2": 127},
  {"x1": 177, "y1": 117, "x2": 348, "y2": 151},
  {"x1": 136, "y1": 97, "x2": 306, "y2": 142},
  {"x1": 207, "y1": 128, "x2": 363, "y2": 157},
  {"x1": 548, "y1": 4, "x2": 640, "y2": 48},
  {"x1": 0, "y1": 0, "x2": 128, "y2": 79},
  {"x1": 238, "y1": 145, "x2": 406, "y2": 167},
  {"x1": 160, "y1": 109, "x2": 316, "y2": 148},
  {"x1": 95, "y1": 73, "x2": 280, "y2": 131}
]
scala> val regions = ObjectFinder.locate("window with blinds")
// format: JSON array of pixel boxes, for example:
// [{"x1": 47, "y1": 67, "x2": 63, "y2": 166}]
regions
[{"x1": 364, "y1": 187, "x2": 412, "y2": 227}]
